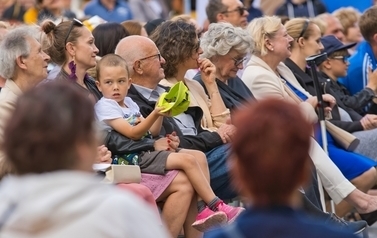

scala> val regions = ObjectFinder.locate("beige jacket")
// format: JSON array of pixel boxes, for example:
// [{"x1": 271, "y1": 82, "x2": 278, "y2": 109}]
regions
[
  {"x1": 160, "y1": 78, "x2": 230, "y2": 131},
  {"x1": 242, "y1": 55, "x2": 359, "y2": 206},
  {"x1": 0, "y1": 80, "x2": 21, "y2": 179},
  {"x1": 242, "y1": 55, "x2": 318, "y2": 124}
]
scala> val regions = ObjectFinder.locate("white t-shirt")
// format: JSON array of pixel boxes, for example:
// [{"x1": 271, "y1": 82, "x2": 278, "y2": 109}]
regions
[{"x1": 95, "y1": 97, "x2": 142, "y2": 131}]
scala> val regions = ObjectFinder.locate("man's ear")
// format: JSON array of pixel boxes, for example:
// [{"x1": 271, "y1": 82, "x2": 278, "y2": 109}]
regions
[
  {"x1": 321, "y1": 59, "x2": 332, "y2": 70},
  {"x1": 133, "y1": 61, "x2": 143, "y2": 74},
  {"x1": 216, "y1": 13, "x2": 225, "y2": 22},
  {"x1": 16, "y1": 55, "x2": 27, "y2": 70}
]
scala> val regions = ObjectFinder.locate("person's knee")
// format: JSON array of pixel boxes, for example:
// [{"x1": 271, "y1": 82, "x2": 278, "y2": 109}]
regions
[
  {"x1": 180, "y1": 153, "x2": 198, "y2": 168},
  {"x1": 174, "y1": 171, "x2": 195, "y2": 195}
]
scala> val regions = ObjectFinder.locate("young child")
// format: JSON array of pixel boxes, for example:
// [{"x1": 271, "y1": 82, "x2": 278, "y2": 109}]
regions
[{"x1": 94, "y1": 54, "x2": 244, "y2": 232}]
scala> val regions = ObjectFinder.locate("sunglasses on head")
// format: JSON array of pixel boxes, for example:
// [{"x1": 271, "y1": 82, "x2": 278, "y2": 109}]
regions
[
  {"x1": 221, "y1": 6, "x2": 247, "y2": 16},
  {"x1": 64, "y1": 18, "x2": 84, "y2": 46},
  {"x1": 297, "y1": 19, "x2": 309, "y2": 43}
]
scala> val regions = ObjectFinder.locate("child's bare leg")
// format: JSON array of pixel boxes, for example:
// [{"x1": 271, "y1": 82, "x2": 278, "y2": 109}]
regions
[
  {"x1": 166, "y1": 152, "x2": 216, "y2": 204},
  {"x1": 179, "y1": 149, "x2": 210, "y2": 183}
]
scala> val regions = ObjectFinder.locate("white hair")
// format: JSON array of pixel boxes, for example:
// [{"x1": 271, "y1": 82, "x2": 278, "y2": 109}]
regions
[
  {"x1": 0, "y1": 26, "x2": 42, "y2": 80},
  {"x1": 200, "y1": 22, "x2": 253, "y2": 59}
]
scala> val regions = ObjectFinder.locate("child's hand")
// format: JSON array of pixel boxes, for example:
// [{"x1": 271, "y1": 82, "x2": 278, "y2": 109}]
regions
[
  {"x1": 96, "y1": 145, "x2": 112, "y2": 164},
  {"x1": 154, "y1": 106, "x2": 172, "y2": 117}
]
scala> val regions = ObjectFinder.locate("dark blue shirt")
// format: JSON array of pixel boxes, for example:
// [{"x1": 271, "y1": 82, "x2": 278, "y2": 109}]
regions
[
  {"x1": 204, "y1": 206, "x2": 357, "y2": 238},
  {"x1": 84, "y1": 0, "x2": 133, "y2": 23}
]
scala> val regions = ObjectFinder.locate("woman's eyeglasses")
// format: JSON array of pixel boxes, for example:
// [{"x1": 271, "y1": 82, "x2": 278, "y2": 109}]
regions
[
  {"x1": 232, "y1": 57, "x2": 246, "y2": 67},
  {"x1": 64, "y1": 18, "x2": 84, "y2": 46},
  {"x1": 330, "y1": 55, "x2": 350, "y2": 63},
  {"x1": 221, "y1": 6, "x2": 247, "y2": 16},
  {"x1": 297, "y1": 19, "x2": 309, "y2": 43}
]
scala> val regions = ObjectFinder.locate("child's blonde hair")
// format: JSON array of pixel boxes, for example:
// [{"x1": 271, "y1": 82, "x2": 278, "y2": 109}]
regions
[{"x1": 96, "y1": 54, "x2": 130, "y2": 81}]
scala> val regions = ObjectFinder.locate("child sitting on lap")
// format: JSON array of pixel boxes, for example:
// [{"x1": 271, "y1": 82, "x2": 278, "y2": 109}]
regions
[{"x1": 94, "y1": 54, "x2": 244, "y2": 232}]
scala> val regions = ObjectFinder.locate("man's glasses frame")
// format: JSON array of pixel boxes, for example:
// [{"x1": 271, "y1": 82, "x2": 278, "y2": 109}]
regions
[
  {"x1": 297, "y1": 19, "x2": 309, "y2": 43},
  {"x1": 64, "y1": 18, "x2": 84, "y2": 46},
  {"x1": 221, "y1": 6, "x2": 247, "y2": 16},
  {"x1": 138, "y1": 53, "x2": 161, "y2": 62}
]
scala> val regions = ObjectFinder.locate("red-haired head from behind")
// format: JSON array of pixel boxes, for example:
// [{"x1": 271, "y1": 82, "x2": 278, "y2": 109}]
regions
[{"x1": 231, "y1": 98, "x2": 312, "y2": 207}]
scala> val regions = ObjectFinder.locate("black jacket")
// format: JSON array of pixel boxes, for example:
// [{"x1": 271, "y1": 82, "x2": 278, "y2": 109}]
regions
[
  {"x1": 127, "y1": 84, "x2": 224, "y2": 152},
  {"x1": 284, "y1": 58, "x2": 363, "y2": 133},
  {"x1": 275, "y1": 0, "x2": 326, "y2": 18}
]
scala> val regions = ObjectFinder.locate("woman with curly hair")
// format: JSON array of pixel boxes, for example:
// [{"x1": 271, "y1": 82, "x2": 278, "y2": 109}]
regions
[
  {"x1": 193, "y1": 22, "x2": 253, "y2": 111},
  {"x1": 151, "y1": 20, "x2": 230, "y2": 131}
]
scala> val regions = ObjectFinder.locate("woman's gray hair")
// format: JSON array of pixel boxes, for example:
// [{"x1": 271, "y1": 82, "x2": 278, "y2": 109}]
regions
[
  {"x1": 200, "y1": 22, "x2": 253, "y2": 59},
  {"x1": 0, "y1": 26, "x2": 42, "y2": 80}
]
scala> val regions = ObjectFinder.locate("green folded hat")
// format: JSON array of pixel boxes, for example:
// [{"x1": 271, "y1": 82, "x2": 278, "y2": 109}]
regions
[{"x1": 157, "y1": 81, "x2": 190, "y2": 116}]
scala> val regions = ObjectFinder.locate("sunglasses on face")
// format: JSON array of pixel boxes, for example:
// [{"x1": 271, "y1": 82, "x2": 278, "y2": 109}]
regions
[
  {"x1": 330, "y1": 55, "x2": 350, "y2": 63},
  {"x1": 221, "y1": 6, "x2": 247, "y2": 16},
  {"x1": 297, "y1": 19, "x2": 309, "y2": 43},
  {"x1": 64, "y1": 18, "x2": 84, "y2": 46},
  {"x1": 138, "y1": 53, "x2": 161, "y2": 62},
  {"x1": 232, "y1": 57, "x2": 246, "y2": 67}
]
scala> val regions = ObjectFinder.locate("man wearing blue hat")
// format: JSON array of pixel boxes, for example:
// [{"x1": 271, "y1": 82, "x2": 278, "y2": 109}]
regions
[
  {"x1": 319, "y1": 35, "x2": 377, "y2": 114},
  {"x1": 316, "y1": 35, "x2": 377, "y2": 160}
]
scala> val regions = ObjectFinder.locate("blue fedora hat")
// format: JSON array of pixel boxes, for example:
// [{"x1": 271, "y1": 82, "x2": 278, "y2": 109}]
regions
[{"x1": 320, "y1": 35, "x2": 356, "y2": 56}]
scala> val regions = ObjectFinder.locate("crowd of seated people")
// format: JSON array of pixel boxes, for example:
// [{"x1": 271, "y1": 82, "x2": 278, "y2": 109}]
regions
[{"x1": 2, "y1": 0, "x2": 377, "y2": 237}]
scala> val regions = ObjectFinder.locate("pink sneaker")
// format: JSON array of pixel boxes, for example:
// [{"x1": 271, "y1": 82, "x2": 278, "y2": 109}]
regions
[
  {"x1": 215, "y1": 201, "x2": 245, "y2": 223},
  {"x1": 191, "y1": 206, "x2": 228, "y2": 232}
]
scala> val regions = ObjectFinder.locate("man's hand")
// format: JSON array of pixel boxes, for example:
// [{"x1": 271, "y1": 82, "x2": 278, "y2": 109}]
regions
[
  {"x1": 217, "y1": 123, "x2": 236, "y2": 143},
  {"x1": 361, "y1": 114, "x2": 377, "y2": 130},
  {"x1": 154, "y1": 137, "x2": 176, "y2": 151}
]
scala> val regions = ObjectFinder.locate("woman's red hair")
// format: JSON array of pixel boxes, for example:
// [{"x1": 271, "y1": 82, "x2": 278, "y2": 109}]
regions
[{"x1": 231, "y1": 98, "x2": 312, "y2": 206}]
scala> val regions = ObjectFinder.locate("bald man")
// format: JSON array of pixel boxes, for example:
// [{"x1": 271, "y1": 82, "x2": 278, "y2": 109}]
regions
[{"x1": 115, "y1": 35, "x2": 237, "y2": 199}]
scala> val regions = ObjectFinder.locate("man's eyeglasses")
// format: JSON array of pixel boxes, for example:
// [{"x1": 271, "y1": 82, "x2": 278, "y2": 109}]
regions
[
  {"x1": 330, "y1": 55, "x2": 350, "y2": 63},
  {"x1": 138, "y1": 53, "x2": 161, "y2": 62},
  {"x1": 221, "y1": 6, "x2": 247, "y2": 16},
  {"x1": 64, "y1": 18, "x2": 84, "y2": 46},
  {"x1": 232, "y1": 57, "x2": 246, "y2": 67},
  {"x1": 297, "y1": 19, "x2": 309, "y2": 43}
]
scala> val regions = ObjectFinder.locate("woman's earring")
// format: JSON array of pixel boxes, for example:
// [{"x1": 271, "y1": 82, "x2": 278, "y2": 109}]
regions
[{"x1": 68, "y1": 57, "x2": 77, "y2": 80}]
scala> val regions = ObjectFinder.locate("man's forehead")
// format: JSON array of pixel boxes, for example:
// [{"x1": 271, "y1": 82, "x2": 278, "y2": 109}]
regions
[{"x1": 222, "y1": 0, "x2": 243, "y2": 7}]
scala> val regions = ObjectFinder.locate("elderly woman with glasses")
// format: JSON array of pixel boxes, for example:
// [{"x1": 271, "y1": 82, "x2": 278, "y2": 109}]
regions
[
  {"x1": 193, "y1": 22, "x2": 253, "y2": 111},
  {"x1": 284, "y1": 18, "x2": 377, "y2": 164},
  {"x1": 242, "y1": 15, "x2": 377, "y2": 223}
]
